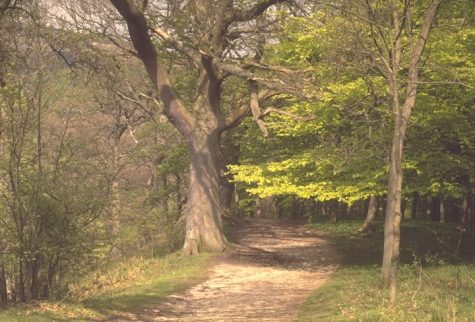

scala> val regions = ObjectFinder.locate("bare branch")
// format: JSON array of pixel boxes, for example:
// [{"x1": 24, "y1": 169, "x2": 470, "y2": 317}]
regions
[
  {"x1": 408, "y1": 80, "x2": 474, "y2": 89},
  {"x1": 237, "y1": 60, "x2": 296, "y2": 74},
  {"x1": 127, "y1": 124, "x2": 139, "y2": 144},
  {"x1": 215, "y1": 60, "x2": 306, "y2": 98},
  {"x1": 231, "y1": 0, "x2": 288, "y2": 22},
  {"x1": 149, "y1": 25, "x2": 200, "y2": 66},
  {"x1": 249, "y1": 81, "x2": 269, "y2": 137},
  {"x1": 222, "y1": 90, "x2": 279, "y2": 131}
]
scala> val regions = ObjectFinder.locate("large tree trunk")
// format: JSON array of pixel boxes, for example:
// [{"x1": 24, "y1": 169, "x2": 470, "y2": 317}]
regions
[
  {"x1": 108, "y1": 0, "x2": 321, "y2": 256},
  {"x1": 358, "y1": 195, "x2": 378, "y2": 233},
  {"x1": 182, "y1": 129, "x2": 228, "y2": 255}
]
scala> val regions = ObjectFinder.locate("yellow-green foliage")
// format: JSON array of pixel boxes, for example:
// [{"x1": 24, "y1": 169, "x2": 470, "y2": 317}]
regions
[{"x1": 232, "y1": 0, "x2": 475, "y2": 205}]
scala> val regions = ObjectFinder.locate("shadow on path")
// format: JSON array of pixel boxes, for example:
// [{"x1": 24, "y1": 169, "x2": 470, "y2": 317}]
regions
[{"x1": 107, "y1": 219, "x2": 341, "y2": 322}]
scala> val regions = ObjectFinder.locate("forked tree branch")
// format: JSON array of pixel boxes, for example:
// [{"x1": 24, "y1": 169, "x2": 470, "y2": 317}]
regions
[
  {"x1": 215, "y1": 60, "x2": 306, "y2": 98},
  {"x1": 231, "y1": 0, "x2": 289, "y2": 22},
  {"x1": 110, "y1": 0, "x2": 194, "y2": 137},
  {"x1": 249, "y1": 81, "x2": 269, "y2": 137},
  {"x1": 149, "y1": 26, "x2": 200, "y2": 66},
  {"x1": 402, "y1": 0, "x2": 442, "y2": 120},
  {"x1": 221, "y1": 90, "x2": 279, "y2": 131}
]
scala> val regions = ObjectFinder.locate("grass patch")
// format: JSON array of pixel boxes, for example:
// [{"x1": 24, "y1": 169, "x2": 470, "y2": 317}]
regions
[
  {"x1": 0, "y1": 253, "x2": 214, "y2": 321},
  {"x1": 298, "y1": 219, "x2": 475, "y2": 321}
]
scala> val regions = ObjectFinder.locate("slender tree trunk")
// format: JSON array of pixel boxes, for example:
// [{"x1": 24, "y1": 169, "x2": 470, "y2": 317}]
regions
[
  {"x1": 221, "y1": 181, "x2": 234, "y2": 218},
  {"x1": 461, "y1": 192, "x2": 470, "y2": 228},
  {"x1": 182, "y1": 130, "x2": 227, "y2": 255},
  {"x1": 24, "y1": 261, "x2": 32, "y2": 302},
  {"x1": 424, "y1": 196, "x2": 432, "y2": 220},
  {"x1": 30, "y1": 258, "x2": 39, "y2": 300},
  {"x1": 278, "y1": 197, "x2": 286, "y2": 218},
  {"x1": 0, "y1": 265, "x2": 7, "y2": 304},
  {"x1": 292, "y1": 197, "x2": 299, "y2": 219},
  {"x1": 160, "y1": 175, "x2": 170, "y2": 218},
  {"x1": 256, "y1": 196, "x2": 278, "y2": 218},
  {"x1": 381, "y1": 1, "x2": 440, "y2": 305},
  {"x1": 311, "y1": 200, "x2": 318, "y2": 222},
  {"x1": 43, "y1": 256, "x2": 58, "y2": 299},
  {"x1": 234, "y1": 184, "x2": 241, "y2": 218},
  {"x1": 18, "y1": 259, "x2": 25, "y2": 302},
  {"x1": 440, "y1": 196, "x2": 446, "y2": 224},
  {"x1": 109, "y1": 142, "x2": 122, "y2": 260},
  {"x1": 381, "y1": 116, "x2": 404, "y2": 288},
  {"x1": 379, "y1": 196, "x2": 386, "y2": 218},
  {"x1": 411, "y1": 192, "x2": 419, "y2": 220},
  {"x1": 431, "y1": 196, "x2": 440, "y2": 221},
  {"x1": 220, "y1": 134, "x2": 240, "y2": 218},
  {"x1": 175, "y1": 173, "x2": 184, "y2": 215},
  {"x1": 382, "y1": 52, "x2": 404, "y2": 289},
  {"x1": 467, "y1": 187, "x2": 473, "y2": 230},
  {"x1": 320, "y1": 201, "x2": 328, "y2": 217},
  {"x1": 359, "y1": 195, "x2": 379, "y2": 233},
  {"x1": 330, "y1": 200, "x2": 337, "y2": 222},
  {"x1": 345, "y1": 203, "x2": 351, "y2": 218},
  {"x1": 401, "y1": 198, "x2": 407, "y2": 220}
]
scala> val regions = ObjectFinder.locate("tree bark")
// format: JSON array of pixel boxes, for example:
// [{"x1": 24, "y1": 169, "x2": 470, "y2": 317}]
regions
[
  {"x1": 469, "y1": 188, "x2": 473, "y2": 230},
  {"x1": 461, "y1": 192, "x2": 470, "y2": 228},
  {"x1": 182, "y1": 129, "x2": 228, "y2": 255},
  {"x1": 30, "y1": 258, "x2": 40, "y2": 300},
  {"x1": 110, "y1": 1, "x2": 230, "y2": 255},
  {"x1": 109, "y1": 142, "x2": 122, "y2": 260},
  {"x1": 381, "y1": 0, "x2": 441, "y2": 306},
  {"x1": 291, "y1": 196, "x2": 299, "y2": 219},
  {"x1": 220, "y1": 135, "x2": 240, "y2": 218},
  {"x1": 381, "y1": 107, "x2": 404, "y2": 290},
  {"x1": 330, "y1": 200, "x2": 337, "y2": 222},
  {"x1": 427, "y1": 197, "x2": 432, "y2": 220},
  {"x1": 358, "y1": 195, "x2": 378, "y2": 233},
  {"x1": 311, "y1": 200, "x2": 318, "y2": 222},
  {"x1": 439, "y1": 196, "x2": 446, "y2": 224},
  {"x1": 256, "y1": 196, "x2": 278, "y2": 218},
  {"x1": 109, "y1": 0, "x2": 297, "y2": 255},
  {"x1": 401, "y1": 198, "x2": 407, "y2": 220},
  {"x1": 0, "y1": 265, "x2": 7, "y2": 304}
]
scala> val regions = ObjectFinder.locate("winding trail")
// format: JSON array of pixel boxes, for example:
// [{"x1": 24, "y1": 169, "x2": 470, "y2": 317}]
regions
[{"x1": 111, "y1": 219, "x2": 340, "y2": 322}]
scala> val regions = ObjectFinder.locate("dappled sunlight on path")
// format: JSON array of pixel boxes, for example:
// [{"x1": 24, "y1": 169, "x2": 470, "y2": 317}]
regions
[{"x1": 107, "y1": 219, "x2": 340, "y2": 322}]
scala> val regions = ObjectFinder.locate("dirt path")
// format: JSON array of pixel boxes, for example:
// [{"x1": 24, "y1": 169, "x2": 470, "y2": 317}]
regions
[{"x1": 112, "y1": 219, "x2": 339, "y2": 322}]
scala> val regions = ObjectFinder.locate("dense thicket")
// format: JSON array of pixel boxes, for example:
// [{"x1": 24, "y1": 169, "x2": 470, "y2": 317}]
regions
[{"x1": 0, "y1": 1, "x2": 188, "y2": 304}]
